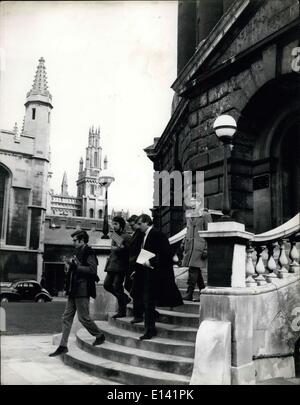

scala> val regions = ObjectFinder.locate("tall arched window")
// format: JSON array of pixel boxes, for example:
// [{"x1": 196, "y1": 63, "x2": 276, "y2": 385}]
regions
[
  {"x1": 0, "y1": 164, "x2": 10, "y2": 243},
  {"x1": 89, "y1": 208, "x2": 94, "y2": 218},
  {"x1": 98, "y1": 209, "x2": 103, "y2": 219},
  {"x1": 94, "y1": 152, "x2": 98, "y2": 167}
]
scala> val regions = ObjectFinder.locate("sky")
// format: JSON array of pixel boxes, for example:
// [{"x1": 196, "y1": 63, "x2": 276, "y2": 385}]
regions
[{"x1": 0, "y1": 0, "x2": 178, "y2": 215}]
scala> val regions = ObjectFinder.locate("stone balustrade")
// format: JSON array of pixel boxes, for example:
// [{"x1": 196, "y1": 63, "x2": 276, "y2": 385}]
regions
[{"x1": 246, "y1": 213, "x2": 300, "y2": 287}]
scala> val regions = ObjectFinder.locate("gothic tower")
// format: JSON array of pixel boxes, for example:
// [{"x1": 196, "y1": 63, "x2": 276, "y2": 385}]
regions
[
  {"x1": 24, "y1": 57, "x2": 53, "y2": 279},
  {"x1": 76, "y1": 126, "x2": 105, "y2": 219}
]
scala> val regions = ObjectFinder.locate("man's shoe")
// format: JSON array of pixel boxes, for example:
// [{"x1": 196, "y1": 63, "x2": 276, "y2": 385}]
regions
[
  {"x1": 93, "y1": 334, "x2": 105, "y2": 346},
  {"x1": 112, "y1": 312, "x2": 126, "y2": 319},
  {"x1": 193, "y1": 298, "x2": 200, "y2": 302},
  {"x1": 130, "y1": 317, "x2": 143, "y2": 324},
  {"x1": 49, "y1": 346, "x2": 68, "y2": 357},
  {"x1": 139, "y1": 330, "x2": 157, "y2": 340}
]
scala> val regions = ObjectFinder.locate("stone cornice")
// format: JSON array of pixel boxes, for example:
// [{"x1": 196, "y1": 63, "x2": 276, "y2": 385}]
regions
[
  {"x1": 0, "y1": 149, "x2": 33, "y2": 159},
  {"x1": 180, "y1": 17, "x2": 300, "y2": 97},
  {"x1": 172, "y1": 0, "x2": 253, "y2": 94},
  {"x1": 144, "y1": 98, "x2": 189, "y2": 161},
  {"x1": 173, "y1": 1, "x2": 300, "y2": 97}
]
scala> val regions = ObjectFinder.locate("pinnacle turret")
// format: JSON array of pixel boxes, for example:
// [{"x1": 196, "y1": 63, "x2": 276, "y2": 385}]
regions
[{"x1": 26, "y1": 57, "x2": 52, "y2": 105}]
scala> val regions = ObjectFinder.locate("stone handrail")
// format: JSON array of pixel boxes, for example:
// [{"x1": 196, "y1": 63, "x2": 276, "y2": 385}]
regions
[
  {"x1": 246, "y1": 213, "x2": 300, "y2": 287},
  {"x1": 252, "y1": 213, "x2": 300, "y2": 243}
]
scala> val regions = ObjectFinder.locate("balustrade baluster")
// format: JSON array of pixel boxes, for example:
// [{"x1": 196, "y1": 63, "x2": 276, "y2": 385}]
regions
[
  {"x1": 289, "y1": 237, "x2": 300, "y2": 272},
  {"x1": 278, "y1": 239, "x2": 289, "y2": 278},
  {"x1": 266, "y1": 242, "x2": 277, "y2": 282},
  {"x1": 255, "y1": 244, "x2": 267, "y2": 286},
  {"x1": 246, "y1": 242, "x2": 256, "y2": 287}
]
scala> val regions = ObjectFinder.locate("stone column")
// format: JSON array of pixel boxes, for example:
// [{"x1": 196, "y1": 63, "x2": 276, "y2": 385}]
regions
[
  {"x1": 196, "y1": 221, "x2": 256, "y2": 384},
  {"x1": 196, "y1": 0, "x2": 224, "y2": 43},
  {"x1": 199, "y1": 221, "x2": 252, "y2": 288},
  {"x1": 177, "y1": 1, "x2": 197, "y2": 75}
]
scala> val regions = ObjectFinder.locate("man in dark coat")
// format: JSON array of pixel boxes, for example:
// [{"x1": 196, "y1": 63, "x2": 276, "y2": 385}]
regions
[
  {"x1": 103, "y1": 216, "x2": 131, "y2": 318},
  {"x1": 136, "y1": 214, "x2": 183, "y2": 340},
  {"x1": 49, "y1": 229, "x2": 105, "y2": 357},
  {"x1": 126, "y1": 215, "x2": 145, "y2": 324}
]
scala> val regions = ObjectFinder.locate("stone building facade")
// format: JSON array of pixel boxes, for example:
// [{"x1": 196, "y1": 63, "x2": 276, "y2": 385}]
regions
[
  {"x1": 145, "y1": 0, "x2": 300, "y2": 236},
  {"x1": 0, "y1": 57, "x2": 52, "y2": 281}
]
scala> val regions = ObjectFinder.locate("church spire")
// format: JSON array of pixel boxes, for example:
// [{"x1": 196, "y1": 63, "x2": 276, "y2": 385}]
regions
[
  {"x1": 26, "y1": 57, "x2": 52, "y2": 106},
  {"x1": 61, "y1": 171, "x2": 68, "y2": 195}
]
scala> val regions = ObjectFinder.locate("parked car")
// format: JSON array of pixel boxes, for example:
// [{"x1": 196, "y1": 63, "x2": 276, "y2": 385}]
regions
[{"x1": 0, "y1": 280, "x2": 52, "y2": 303}]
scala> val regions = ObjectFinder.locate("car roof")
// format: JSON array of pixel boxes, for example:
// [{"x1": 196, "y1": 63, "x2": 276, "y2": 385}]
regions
[{"x1": 15, "y1": 280, "x2": 39, "y2": 283}]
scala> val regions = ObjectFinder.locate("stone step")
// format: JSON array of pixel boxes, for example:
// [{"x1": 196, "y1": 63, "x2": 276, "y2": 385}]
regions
[
  {"x1": 63, "y1": 343, "x2": 190, "y2": 385},
  {"x1": 95, "y1": 320, "x2": 195, "y2": 358},
  {"x1": 127, "y1": 301, "x2": 200, "y2": 315},
  {"x1": 126, "y1": 306, "x2": 200, "y2": 327},
  {"x1": 108, "y1": 316, "x2": 198, "y2": 342},
  {"x1": 257, "y1": 377, "x2": 300, "y2": 385},
  {"x1": 179, "y1": 288, "x2": 200, "y2": 300},
  {"x1": 76, "y1": 329, "x2": 194, "y2": 375}
]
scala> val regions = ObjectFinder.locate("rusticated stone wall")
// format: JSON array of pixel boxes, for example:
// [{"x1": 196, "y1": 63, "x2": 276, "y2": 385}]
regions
[{"x1": 149, "y1": 0, "x2": 300, "y2": 236}]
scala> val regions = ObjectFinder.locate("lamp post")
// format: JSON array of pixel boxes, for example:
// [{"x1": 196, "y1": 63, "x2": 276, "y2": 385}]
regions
[
  {"x1": 99, "y1": 167, "x2": 115, "y2": 239},
  {"x1": 213, "y1": 114, "x2": 237, "y2": 221}
]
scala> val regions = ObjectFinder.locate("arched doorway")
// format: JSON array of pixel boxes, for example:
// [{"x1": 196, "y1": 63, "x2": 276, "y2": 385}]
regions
[
  {"x1": 235, "y1": 73, "x2": 300, "y2": 233},
  {"x1": 277, "y1": 119, "x2": 300, "y2": 225}
]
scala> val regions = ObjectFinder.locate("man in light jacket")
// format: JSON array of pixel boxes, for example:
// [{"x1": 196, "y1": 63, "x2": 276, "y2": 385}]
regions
[{"x1": 181, "y1": 198, "x2": 212, "y2": 301}]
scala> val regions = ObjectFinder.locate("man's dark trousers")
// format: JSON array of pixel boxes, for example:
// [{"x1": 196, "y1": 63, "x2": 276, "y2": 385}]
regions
[
  {"x1": 103, "y1": 272, "x2": 127, "y2": 312},
  {"x1": 60, "y1": 297, "x2": 102, "y2": 347},
  {"x1": 131, "y1": 269, "x2": 145, "y2": 319},
  {"x1": 140, "y1": 268, "x2": 156, "y2": 334},
  {"x1": 187, "y1": 266, "x2": 205, "y2": 291}
]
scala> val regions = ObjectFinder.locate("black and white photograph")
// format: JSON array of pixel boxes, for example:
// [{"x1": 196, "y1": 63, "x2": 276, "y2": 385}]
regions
[{"x1": 0, "y1": 0, "x2": 300, "y2": 390}]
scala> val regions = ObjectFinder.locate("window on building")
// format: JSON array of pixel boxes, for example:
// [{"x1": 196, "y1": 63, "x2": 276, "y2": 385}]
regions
[
  {"x1": 98, "y1": 209, "x2": 103, "y2": 219},
  {"x1": 91, "y1": 185, "x2": 95, "y2": 195},
  {"x1": 89, "y1": 208, "x2": 94, "y2": 218},
  {"x1": 94, "y1": 152, "x2": 98, "y2": 167},
  {"x1": 32, "y1": 108, "x2": 36, "y2": 120},
  {"x1": 48, "y1": 112, "x2": 50, "y2": 123},
  {"x1": 0, "y1": 164, "x2": 10, "y2": 243}
]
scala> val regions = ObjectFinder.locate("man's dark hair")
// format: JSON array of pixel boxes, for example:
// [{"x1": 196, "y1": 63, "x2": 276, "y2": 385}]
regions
[
  {"x1": 128, "y1": 215, "x2": 138, "y2": 223},
  {"x1": 112, "y1": 216, "x2": 126, "y2": 230},
  {"x1": 71, "y1": 229, "x2": 89, "y2": 244},
  {"x1": 138, "y1": 214, "x2": 153, "y2": 226}
]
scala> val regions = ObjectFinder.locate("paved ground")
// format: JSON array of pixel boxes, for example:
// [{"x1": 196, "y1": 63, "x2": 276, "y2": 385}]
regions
[
  {"x1": 1, "y1": 301, "x2": 66, "y2": 335},
  {"x1": 0, "y1": 334, "x2": 117, "y2": 385}
]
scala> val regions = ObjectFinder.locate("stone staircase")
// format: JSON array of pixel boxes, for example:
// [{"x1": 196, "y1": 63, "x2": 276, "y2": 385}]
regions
[{"x1": 62, "y1": 298, "x2": 200, "y2": 385}]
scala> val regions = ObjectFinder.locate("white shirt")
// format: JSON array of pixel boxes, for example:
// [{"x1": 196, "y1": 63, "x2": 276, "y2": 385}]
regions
[{"x1": 142, "y1": 225, "x2": 153, "y2": 248}]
